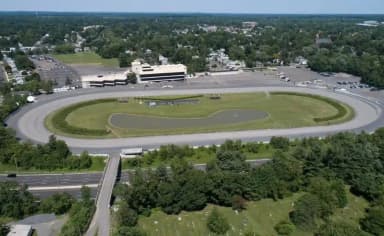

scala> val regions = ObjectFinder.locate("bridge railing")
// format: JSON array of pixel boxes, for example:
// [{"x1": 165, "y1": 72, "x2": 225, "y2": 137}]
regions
[{"x1": 94, "y1": 154, "x2": 110, "y2": 205}]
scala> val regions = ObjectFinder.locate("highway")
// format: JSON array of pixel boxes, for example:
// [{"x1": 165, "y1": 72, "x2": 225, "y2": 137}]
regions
[
  {"x1": 0, "y1": 159, "x2": 269, "y2": 199},
  {"x1": 5, "y1": 86, "x2": 383, "y2": 154}
]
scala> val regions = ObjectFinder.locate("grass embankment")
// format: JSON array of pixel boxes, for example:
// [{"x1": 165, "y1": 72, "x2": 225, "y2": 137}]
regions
[
  {"x1": 52, "y1": 52, "x2": 119, "y2": 67},
  {"x1": 46, "y1": 92, "x2": 354, "y2": 138},
  {"x1": 0, "y1": 157, "x2": 106, "y2": 174},
  {"x1": 271, "y1": 92, "x2": 354, "y2": 124},
  {"x1": 49, "y1": 99, "x2": 114, "y2": 137},
  {"x1": 137, "y1": 191, "x2": 368, "y2": 236}
]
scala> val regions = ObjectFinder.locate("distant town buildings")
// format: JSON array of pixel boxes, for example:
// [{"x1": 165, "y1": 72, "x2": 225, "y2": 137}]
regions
[
  {"x1": 83, "y1": 25, "x2": 104, "y2": 31},
  {"x1": 198, "y1": 25, "x2": 218, "y2": 33},
  {"x1": 207, "y1": 49, "x2": 245, "y2": 71},
  {"x1": 242, "y1": 21, "x2": 258, "y2": 29},
  {"x1": 356, "y1": 20, "x2": 382, "y2": 27}
]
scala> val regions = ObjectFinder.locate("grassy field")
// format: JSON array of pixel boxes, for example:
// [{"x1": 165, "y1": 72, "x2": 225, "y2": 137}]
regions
[
  {"x1": 52, "y1": 52, "x2": 119, "y2": 67},
  {"x1": 0, "y1": 157, "x2": 106, "y2": 174},
  {"x1": 46, "y1": 92, "x2": 354, "y2": 138},
  {"x1": 136, "y1": 191, "x2": 368, "y2": 236}
]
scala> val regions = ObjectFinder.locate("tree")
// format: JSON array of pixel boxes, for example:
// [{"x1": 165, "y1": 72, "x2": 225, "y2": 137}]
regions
[
  {"x1": 40, "y1": 193, "x2": 74, "y2": 215},
  {"x1": 270, "y1": 137, "x2": 290, "y2": 150},
  {"x1": 127, "y1": 73, "x2": 137, "y2": 84},
  {"x1": 316, "y1": 221, "x2": 370, "y2": 236},
  {"x1": 308, "y1": 177, "x2": 347, "y2": 216},
  {"x1": 0, "y1": 223, "x2": 9, "y2": 236},
  {"x1": 274, "y1": 220, "x2": 295, "y2": 236},
  {"x1": 114, "y1": 227, "x2": 147, "y2": 236},
  {"x1": 360, "y1": 206, "x2": 384, "y2": 236},
  {"x1": 14, "y1": 54, "x2": 35, "y2": 70},
  {"x1": 117, "y1": 203, "x2": 139, "y2": 227},
  {"x1": 211, "y1": 150, "x2": 249, "y2": 172},
  {"x1": 80, "y1": 186, "x2": 92, "y2": 205},
  {"x1": 54, "y1": 44, "x2": 75, "y2": 54},
  {"x1": 0, "y1": 182, "x2": 37, "y2": 219},
  {"x1": 119, "y1": 53, "x2": 134, "y2": 68},
  {"x1": 206, "y1": 208, "x2": 230, "y2": 235},
  {"x1": 232, "y1": 195, "x2": 246, "y2": 211},
  {"x1": 290, "y1": 194, "x2": 322, "y2": 231}
]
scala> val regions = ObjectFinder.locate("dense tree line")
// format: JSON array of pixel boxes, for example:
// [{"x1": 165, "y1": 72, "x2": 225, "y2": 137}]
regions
[
  {"x1": 124, "y1": 140, "x2": 261, "y2": 168},
  {"x1": 0, "y1": 129, "x2": 92, "y2": 171},
  {"x1": 115, "y1": 130, "x2": 384, "y2": 234},
  {"x1": 14, "y1": 54, "x2": 35, "y2": 71},
  {"x1": 0, "y1": 181, "x2": 76, "y2": 219},
  {"x1": 0, "y1": 182, "x2": 94, "y2": 236},
  {"x1": 1, "y1": 13, "x2": 384, "y2": 84},
  {"x1": 60, "y1": 187, "x2": 95, "y2": 236},
  {"x1": 0, "y1": 182, "x2": 37, "y2": 219}
]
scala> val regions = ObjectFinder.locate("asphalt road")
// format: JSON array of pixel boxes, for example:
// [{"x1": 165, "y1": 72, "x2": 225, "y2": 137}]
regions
[
  {"x1": 0, "y1": 172, "x2": 103, "y2": 186},
  {"x1": 6, "y1": 86, "x2": 382, "y2": 154}
]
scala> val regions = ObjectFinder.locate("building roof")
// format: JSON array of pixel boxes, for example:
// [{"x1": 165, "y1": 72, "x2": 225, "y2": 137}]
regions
[
  {"x1": 121, "y1": 148, "x2": 143, "y2": 155},
  {"x1": 81, "y1": 72, "x2": 128, "y2": 82},
  {"x1": 132, "y1": 61, "x2": 186, "y2": 75},
  {"x1": 7, "y1": 225, "x2": 32, "y2": 236}
]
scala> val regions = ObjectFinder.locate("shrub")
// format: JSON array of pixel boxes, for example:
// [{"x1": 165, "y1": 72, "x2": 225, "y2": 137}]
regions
[
  {"x1": 274, "y1": 220, "x2": 295, "y2": 236},
  {"x1": 232, "y1": 195, "x2": 247, "y2": 211},
  {"x1": 207, "y1": 208, "x2": 230, "y2": 235}
]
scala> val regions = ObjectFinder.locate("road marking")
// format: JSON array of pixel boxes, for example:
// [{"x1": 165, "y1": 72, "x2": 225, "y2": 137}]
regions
[{"x1": 28, "y1": 184, "x2": 98, "y2": 191}]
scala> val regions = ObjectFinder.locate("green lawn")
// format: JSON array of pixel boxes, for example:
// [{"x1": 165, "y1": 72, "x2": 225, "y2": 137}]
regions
[
  {"x1": 46, "y1": 92, "x2": 354, "y2": 138},
  {"x1": 52, "y1": 52, "x2": 119, "y2": 67},
  {"x1": 0, "y1": 157, "x2": 106, "y2": 174},
  {"x1": 136, "y1": 191, "x2": 368, "y2": 236}
]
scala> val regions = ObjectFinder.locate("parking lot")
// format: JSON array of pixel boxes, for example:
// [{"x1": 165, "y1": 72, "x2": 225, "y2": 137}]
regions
[{"x1": 31, "y1": 55, "x2": 81, "y2": 88}]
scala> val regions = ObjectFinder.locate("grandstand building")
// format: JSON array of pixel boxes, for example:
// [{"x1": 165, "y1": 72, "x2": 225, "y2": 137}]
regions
[
  {"x1": 131, "y1": 60, "x2": 187, "y2": 83},
  {"x1": 81, "y1": 73, "x2": 129, "y2": 88},
  {"x1": 81, "y1": 60, "x2": 187, "y2": 88}
]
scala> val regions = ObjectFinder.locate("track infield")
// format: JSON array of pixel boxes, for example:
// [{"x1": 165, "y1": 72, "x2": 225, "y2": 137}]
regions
[{"x1": 45, "y1": 92, "x2": 354, "y2": 138}]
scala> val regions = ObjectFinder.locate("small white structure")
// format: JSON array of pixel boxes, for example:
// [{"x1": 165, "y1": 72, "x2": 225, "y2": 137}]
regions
[
  {"x1": 26, "y1": 96, "x2": 36, "y2": 103},
  {"x1": 7, "y1": 225, "x2": 33, "y2": 236},
  {"x1": 120, "y1": 148, "x2": 144, "y2": 158}
]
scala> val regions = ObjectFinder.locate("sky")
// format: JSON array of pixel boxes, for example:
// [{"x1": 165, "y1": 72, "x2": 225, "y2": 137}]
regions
[{"x1": 1, "y1": 0, "x2": 384, "y2": 14}]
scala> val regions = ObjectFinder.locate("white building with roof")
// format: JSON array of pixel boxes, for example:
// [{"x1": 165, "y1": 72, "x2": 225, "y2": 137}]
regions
[
  {"x1": 131, "y1": 60, "x2": 187, "y2": 83},
  {"x1": 81, "y1": 72, "x2": 129, "y2": 88},
  {"x1": 7, "y1": 224, "x2": 33, "y2": 236}
]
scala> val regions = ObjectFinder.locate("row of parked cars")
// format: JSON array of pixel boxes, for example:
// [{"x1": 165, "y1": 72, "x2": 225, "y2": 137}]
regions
[{"x1": 337, "y1": 81, "x2": 370, "y2": 89}]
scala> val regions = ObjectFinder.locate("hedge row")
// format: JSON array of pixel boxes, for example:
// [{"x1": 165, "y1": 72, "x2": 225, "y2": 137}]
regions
[
  {"x1": 51, "y1": 99, "x2": 116, "y2": 136},
  {"x1": 270, "y1": 92, "x2": 350, "y2": 123},
  {"x1": 134, "y1": 95, "x2": 204, "y2": 101}
]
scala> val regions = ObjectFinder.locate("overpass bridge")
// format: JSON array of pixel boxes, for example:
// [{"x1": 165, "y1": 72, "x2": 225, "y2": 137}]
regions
[{"x1": 86, "y1": 155, "x2": 121, "y2": 236}]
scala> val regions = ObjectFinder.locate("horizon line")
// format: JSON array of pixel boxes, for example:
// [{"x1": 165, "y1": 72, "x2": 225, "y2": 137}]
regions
[{"x1": 0, "y1": 10, "x2": 383, "y2": 15}]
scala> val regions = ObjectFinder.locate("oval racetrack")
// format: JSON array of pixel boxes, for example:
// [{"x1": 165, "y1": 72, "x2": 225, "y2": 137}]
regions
[{"x1": 8, "y1": 86, "x2": 383, "y2": 154}]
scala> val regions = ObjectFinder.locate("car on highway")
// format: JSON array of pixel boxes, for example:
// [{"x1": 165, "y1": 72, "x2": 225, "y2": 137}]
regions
[{"x1": 6, "y1": 173, "x2": 17, "y2": 178}]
